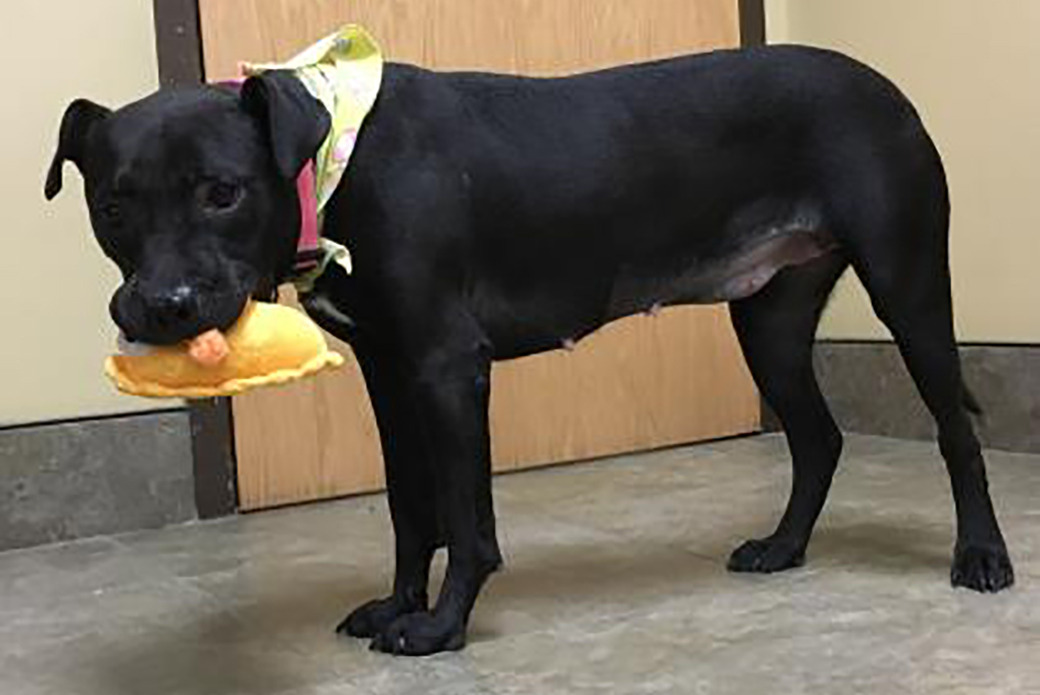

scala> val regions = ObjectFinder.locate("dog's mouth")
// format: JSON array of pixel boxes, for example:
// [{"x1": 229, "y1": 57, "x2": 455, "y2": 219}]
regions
[
  {"x1": 111, "y1": 280, "x2": 253, "y2": 347},
  {"x1": 249, "y1": 275, "x2": 281, "y2": 303}
]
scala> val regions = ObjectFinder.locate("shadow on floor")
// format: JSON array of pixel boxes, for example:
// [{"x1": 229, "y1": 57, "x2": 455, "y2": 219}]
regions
[
  {"x1": 78, "y1": 571, "x2": 384, "y2": 695},
  {"x1": 81, "y1": 518, "x2": 964, "y2": 695},
  {"x1": 811, "y1": 518, "x2": 952, "y2": 574}
]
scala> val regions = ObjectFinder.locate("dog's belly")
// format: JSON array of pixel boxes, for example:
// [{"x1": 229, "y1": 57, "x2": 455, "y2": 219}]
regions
[
  {"x1": 477, "y1": 223, "x2": 837, "y2": 361},
  {"x1": 606, "y1": 227, "x2": 837, "y2": 319}
]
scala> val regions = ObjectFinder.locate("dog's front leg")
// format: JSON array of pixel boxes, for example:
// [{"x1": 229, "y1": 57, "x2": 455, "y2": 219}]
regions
[
  {"x1": 369, "y1": 340, "x2": 502, "y2": 655},
  {"x1": 336, "y1": 342, "x2": 441, "y2": 640}
]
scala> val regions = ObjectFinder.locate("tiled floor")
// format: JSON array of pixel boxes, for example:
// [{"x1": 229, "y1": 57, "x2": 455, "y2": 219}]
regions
[{"x1": 1, "y1": 434, "x2": 1038, "y2": 695}]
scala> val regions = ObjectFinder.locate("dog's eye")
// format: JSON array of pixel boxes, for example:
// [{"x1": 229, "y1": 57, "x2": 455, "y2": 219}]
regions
[
  {"x1": 98, "y1": 202, "x2": 122, "y2": 223},
  {"x1": 200, "y1": 181, "x2": 243, "y2": 212}
]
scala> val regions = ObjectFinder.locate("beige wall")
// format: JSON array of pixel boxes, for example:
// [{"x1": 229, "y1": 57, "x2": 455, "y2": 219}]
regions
[
  {"x1": 766, "y1": 0, "x2": 1040, "y2": 343},
  {"x1": 2, "y1": 1, "x2": 1033, "y2": 427},
  {"x1": 0, "y1": 1, "x2": 162, "y2": 425}
]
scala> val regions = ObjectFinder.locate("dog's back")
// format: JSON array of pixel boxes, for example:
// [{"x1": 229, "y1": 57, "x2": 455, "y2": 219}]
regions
[{"x1": 342, "y1": 45, "x2": 937, "y2": 357}]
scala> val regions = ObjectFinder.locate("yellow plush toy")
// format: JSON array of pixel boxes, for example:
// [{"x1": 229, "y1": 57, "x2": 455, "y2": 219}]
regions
[
  {"x1": 104, "y1": 25, "x2": 383, "y2": 400},
  {"x1": 105, "y1": 302, "x2": 344, "y2": 399}
]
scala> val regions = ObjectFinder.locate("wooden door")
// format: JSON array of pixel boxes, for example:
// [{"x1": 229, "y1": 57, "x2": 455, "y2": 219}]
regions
[{"x1": 199, "y1": 0, "x2": 760, "y2": 510}]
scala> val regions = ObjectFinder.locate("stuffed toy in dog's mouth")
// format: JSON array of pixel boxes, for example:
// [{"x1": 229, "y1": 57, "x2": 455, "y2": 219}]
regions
[{"x1": 105, "y1": 301, "x2": 344, "y2": 399}]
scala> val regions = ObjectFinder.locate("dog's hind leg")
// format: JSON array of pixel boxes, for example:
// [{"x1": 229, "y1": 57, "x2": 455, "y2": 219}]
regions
[
  {"x1": 848, "y1": 208, "x2": 1013, "y2": 592},
  {"x1": 727, "y1": 251, "x2": 849, "y2": 573},
  {"x1": 336, "y1": 342, "x2": 442, "y2": 639}
]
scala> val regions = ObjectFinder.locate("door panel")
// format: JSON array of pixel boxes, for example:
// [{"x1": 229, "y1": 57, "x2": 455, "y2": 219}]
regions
[
  {"x1": 199, "y1": 0, "x2": 759, "y2": 510},
  {"x1": 202, "y1": 0, "x2": 739, "y2": 79},
  {"x1": 490, "y1": 306, "x2": 759, "y2": 471}
]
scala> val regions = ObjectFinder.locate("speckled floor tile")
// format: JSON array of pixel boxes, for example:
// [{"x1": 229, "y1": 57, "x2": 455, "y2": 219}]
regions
[{"x1": 1, "y1": 434, "x2": 1037, "y2": 695}]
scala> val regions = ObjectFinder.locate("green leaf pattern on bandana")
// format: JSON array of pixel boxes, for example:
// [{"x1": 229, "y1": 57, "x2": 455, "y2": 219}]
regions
[{"x1": 242, "y1": 25, "x2": 383, "y2": 283}]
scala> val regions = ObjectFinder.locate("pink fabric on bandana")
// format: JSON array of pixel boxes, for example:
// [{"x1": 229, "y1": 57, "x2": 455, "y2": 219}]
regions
[
  {"x1": 294, "y1": 161, "x2": 320, "y2": 270},
  {"x1": 216, "y1": 77, "x2": 320, "y2": 273}
]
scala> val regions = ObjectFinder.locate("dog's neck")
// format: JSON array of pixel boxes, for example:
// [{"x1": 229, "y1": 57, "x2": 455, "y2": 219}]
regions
[{"x1": 234, "y1": 25, "x2": 383, "y2": 293}]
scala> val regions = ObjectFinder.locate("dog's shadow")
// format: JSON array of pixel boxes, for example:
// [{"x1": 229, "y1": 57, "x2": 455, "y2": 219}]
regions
[
  {"x1": 77, "y1": 569, "x2": 386, "y2": 695},
  {"x1": 81, "y1": 519, "x2": 952, "y2": 695},
  {"x1": 474, "y1": 517, "x2": 952, "y2": 632},
  {"x1": 809, "y1": 518, "x2": 951, "y2": 574}
]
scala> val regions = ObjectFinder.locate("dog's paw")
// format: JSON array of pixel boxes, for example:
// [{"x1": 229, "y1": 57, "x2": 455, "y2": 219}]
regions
[
  {"x1": 951, "y1": 543, "x2": 1014, "y2": 593},
  {"x1": 336, "y1": 596, "x2": 418, "y2": 639},
  {"x1": 727, "y1": 537, "x2": 805, "y2": 573},
  {"x1": 370, "y1": 611, "x2": 466, "y2": 656}
]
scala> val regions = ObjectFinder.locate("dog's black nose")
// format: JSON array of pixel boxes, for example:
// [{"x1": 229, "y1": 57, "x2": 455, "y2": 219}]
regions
[{"x1": 146, "y1": 285, "x2": 200, "y2": 332}]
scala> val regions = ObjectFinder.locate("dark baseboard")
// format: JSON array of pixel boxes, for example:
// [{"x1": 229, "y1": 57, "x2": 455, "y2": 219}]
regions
[
  {"x1": 762, "y1": 341, "x2": 1040, "y2": 454},
  {"x1": 0, "y1": 410, "x2": 196, "y2": 552}
]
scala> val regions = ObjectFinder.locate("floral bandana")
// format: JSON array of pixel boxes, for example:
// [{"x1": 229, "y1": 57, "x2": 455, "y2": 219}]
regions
[{"x1": 241, "y1": 24, "x2": 384, "y2": 290}]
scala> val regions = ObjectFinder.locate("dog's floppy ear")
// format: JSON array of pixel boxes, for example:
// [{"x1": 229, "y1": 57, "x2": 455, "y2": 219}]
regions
[
  {"x1": 241, "y1": 70, "x2": 331, "y2": 180},
  {"x1": 45, "y1": 99, "x2": 111, "y2": 200}
]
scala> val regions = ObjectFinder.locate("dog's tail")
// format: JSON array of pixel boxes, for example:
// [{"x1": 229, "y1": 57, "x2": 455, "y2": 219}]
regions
[{"x1": 963, "y1": 380, "x2": 983, "y2": 417}]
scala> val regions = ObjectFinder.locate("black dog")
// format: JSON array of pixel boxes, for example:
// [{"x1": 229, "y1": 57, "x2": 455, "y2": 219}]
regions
[{"x1": 46, "y1": 45, "x2": 1013, "y2": 655}]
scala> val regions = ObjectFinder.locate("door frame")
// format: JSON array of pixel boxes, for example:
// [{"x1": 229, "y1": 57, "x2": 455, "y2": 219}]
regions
[{"x1": 153, "y1": 0, "x2": 767, "y2": 519}]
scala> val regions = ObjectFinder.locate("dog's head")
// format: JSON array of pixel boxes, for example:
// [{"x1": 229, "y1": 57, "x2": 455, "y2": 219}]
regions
[{"x1": 45, "y1": 71, "x2": 330, "y2": 345}]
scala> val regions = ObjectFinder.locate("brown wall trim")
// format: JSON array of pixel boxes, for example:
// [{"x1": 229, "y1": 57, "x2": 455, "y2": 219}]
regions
[
  {"x1": 188, "y1": 398, "x2": 238, "y2": 518},
  {"x1": 153, "y1": 0, "x2": 237, "y2": 518},
  {"x1": 739, "y1": 0, "x2": 766, "y2": 48},
  {"x1": 153, "y1": 0, "x2": 206, "y2": 87}
]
